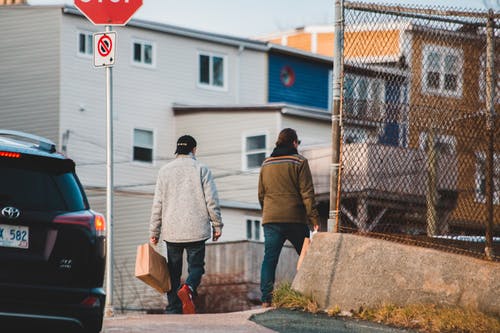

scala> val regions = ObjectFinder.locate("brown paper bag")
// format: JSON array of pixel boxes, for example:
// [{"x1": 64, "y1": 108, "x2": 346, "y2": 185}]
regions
[
  {"x1": 135, "y1": 243, "x2": 171, "y2": 293},
  {"x1": 296, "y1": 237, "x2": 311, "y2": 271}
]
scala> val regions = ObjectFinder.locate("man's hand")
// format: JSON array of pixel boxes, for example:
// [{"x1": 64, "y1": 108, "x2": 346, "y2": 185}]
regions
[
  {"x1": 212, "y1": 230, "x2": 222, "y2": 242},
  {"x1": 150, "y1": 236, "x2": 159, "y2": 245}
]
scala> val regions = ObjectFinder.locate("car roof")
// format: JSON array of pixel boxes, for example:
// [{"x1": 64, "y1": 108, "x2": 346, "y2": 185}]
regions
[{"x1": 0, "y1": 130, "x2": 66, "y2": 160}]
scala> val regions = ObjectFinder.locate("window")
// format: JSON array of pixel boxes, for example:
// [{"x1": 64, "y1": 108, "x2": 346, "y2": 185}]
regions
[
  {"x1": 422, "y1": 45, "x2": 463, "y2": 97},
  {"x1": 244, "y1": 134, "x2": 267, "y2": 170},
  {"x1": 246, "y1": 218, "x2": 262, "y2": 241},
  {"x1": 475, "y1": 152, "x2": 500, "y2": 205},
  {"x1": 344, "y1": 73, "x2": 385, "y2": 118},
  {"x1": 132, "y1": 40, "x2": 154, "y2": 66},
  {"x1": 418, "y1": 132, "x2": 456, "y2": 156},
  {"x1": 78, "y1": 31, "x2": 93, "y2": 56},
  {"x1": 343, "y1": 127, "x2": 369, "y2": 144},
  {"x1": 478, "y1": 53, "x2": 500, "y2": 104},
  {"x1": 198, "y1": 52, "x2": 226, "y2": 89},
  {"x1": 133, "y1": 129, "x2": 153, "y2": 163}
]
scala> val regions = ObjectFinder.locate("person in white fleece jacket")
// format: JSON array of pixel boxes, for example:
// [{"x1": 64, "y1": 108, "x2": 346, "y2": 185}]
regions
[{"x1": 150, "y1": 135, "x2": 223, "y2": 315}]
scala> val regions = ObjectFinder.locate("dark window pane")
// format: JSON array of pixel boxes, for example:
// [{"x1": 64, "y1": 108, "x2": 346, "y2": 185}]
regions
[
  {"x1": 246, "y1": 220, "x2": 252, "y2": 239},
  {"x1": 444, "y1": 74, "x2": 457, "y2": 91},
  {"x1": 133, "y1": 43, "x2": 142, "y2": 62},
  {"x1": 79, "y1": 33, "x2": 85, "y2": 53},
  {"x1": 254, "y1": 220, "x2": 260, "y2": 240},
  {"x1": 247, "y1": 153, "x2": 266, "y2": 169},
  {"x1": 144, "y1": 44, "x2": 152, "y2": 64},
  {"x1": 213, "y1": 56, "x2": 224, "y2": 86},
  {"x1": 87, "y1": 34, "x2": 93, "y2": 54},
  {"x1": 133, "y1": 147, "x2": 152, "y2": 162},
  {"x1": 246, "y1": 135, "x2": 265, "y2": 150},
  {"x1": 199, "y1": 55, "x2": 210, "y2": 84},
  {"x1": 427, "y1": 72, "x2": 440, "y2": 89}
]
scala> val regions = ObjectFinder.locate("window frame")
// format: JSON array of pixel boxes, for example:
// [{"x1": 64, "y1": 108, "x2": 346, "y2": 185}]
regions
[
  {"x1": 242, "y1": 131, "x2": 268, "y2": 171},
  {"x1": 132, "y1": 128, "x2": 154, "y2": 164},
  {"x1": 344, "y1": 73, "x2": 385, "y2": 118},
  {"x1": 197, "y1": 51, "x2": 228, "y2": 91},
  {"x1": 131, "y1": 38, "x2": 156, "y2": 68},
  {"x1": 421, "y1": 44, "x2": 463, "y2": 98},
  {"x1": 478, "y1": 53, "x2": 500, "y2": 104},
  {"x1": 77, "y1": 30, "x2": 94, "y2": 58},
  {"x1": 475, "y1": 151, "x2": 500, "y2": 205},
  {"x1": 245, "y1": 216, "x2": 263, "y2": 241},
  {"x1": 418, "y1": 132, "x2": 457, "y2": 156}
]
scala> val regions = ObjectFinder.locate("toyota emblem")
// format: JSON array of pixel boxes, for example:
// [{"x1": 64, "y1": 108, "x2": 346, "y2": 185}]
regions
[{"x1": 1, "y1": 207, "x2": 21, "y2": 219}]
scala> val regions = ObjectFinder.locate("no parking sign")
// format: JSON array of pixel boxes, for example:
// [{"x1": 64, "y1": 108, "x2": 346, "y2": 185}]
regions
[{"x1": 93, "y1": 31, "x2": 116, "y2": 67}]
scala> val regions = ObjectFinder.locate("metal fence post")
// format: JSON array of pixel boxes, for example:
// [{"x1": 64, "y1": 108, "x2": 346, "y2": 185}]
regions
[
  {"x1": 484, "y1": 10, "x2": 496, "y2": 259},
  {"x1": 426, "y1": 128, "x2": 437, "y2": 237},
  {"x1": 330, "y1": 0, "x2": 344, "y2": 232}
]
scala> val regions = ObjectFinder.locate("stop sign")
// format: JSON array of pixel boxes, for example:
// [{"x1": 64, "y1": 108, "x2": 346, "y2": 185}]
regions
[{"x1": 74, "y1": 0, "x2": 143, "y2": 26}]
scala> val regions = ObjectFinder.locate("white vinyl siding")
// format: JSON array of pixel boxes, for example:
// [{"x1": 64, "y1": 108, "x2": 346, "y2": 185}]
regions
[{"x1": 0, "y1": 7, "x2": 60, "y2": 142}]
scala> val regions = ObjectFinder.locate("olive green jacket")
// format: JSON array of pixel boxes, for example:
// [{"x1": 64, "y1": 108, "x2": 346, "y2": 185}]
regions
[{"x1": 258, "y1": 151, "x2": 319, "y2": 227}]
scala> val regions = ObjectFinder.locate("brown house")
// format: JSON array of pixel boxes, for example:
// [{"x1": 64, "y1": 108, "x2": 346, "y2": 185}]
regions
[{"x1": 259, "y1": 21, "x2": 500, "y2": 234}]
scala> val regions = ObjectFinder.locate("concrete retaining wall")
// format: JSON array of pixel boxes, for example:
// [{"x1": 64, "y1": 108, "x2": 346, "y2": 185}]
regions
[{"x1": 292, "y1": 233, "x2": 500, "y2": 316}]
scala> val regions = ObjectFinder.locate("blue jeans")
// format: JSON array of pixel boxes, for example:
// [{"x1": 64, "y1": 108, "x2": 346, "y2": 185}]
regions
[
  {"x1": 260, "y1": 223, "x2": 310, "y2": 303},
  {"x1": 164, "y1": 240, "x2": 206, "y2": 314}
]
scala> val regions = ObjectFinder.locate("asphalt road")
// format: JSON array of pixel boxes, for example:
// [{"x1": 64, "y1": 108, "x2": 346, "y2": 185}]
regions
[{"x1": 251, "y1": 308, "x2": 414, "y2": 333}]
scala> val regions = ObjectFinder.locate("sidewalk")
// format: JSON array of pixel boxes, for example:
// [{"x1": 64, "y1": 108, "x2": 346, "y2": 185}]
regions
[
  {"x1": 102, "y1": 308, "x2": 413, "y2": 333},
  {"x1": 102, "y1": 308, "x2": 276, "y2": 333}
]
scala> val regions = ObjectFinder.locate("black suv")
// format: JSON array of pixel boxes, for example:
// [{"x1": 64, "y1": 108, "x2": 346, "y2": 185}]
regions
[{"x1": 0, "y1": 130, "x2": 106, "y2": 332}]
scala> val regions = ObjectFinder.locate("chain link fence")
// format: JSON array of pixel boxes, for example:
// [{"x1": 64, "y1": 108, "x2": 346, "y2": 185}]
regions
[{"x1": 338, "y1": 2, "x2": 500, "y2": 260}]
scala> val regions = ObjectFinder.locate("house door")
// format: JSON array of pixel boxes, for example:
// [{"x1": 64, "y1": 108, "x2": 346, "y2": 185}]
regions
[{"x1": 380, "y1": 81, "x2": 401, "y2": 146}]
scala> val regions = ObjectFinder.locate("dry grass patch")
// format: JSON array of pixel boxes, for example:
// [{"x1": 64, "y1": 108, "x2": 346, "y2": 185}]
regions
[
  {"x1": 271, "y1": 282, "x2": 319, "y2": 313},
  {"x1": 356, "y1": 303, "x2": 500, "y2": 333},
  {"x1": 271, "y1": 284, "x2": 500, "y2": 333}
]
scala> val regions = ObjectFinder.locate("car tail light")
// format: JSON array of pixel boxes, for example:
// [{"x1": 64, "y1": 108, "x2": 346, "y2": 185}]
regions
[
  {"x1": 54, "y1": 212, "x2": 106, "y2": 236},
  {"x1": 94, "y1": 213, "x2": 106, "y2": 237},
  {"x1": 0, "y1": 151, "x2": 21, "y2": 158},
  {"x1": 81, "y1": 295, "x2": 101, "y2": 308}
]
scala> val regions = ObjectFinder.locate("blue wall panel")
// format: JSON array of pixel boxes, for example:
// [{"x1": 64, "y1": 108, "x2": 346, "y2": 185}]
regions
[{"x1": 268, "y1": 53, "x2": 330, "y2": 110}]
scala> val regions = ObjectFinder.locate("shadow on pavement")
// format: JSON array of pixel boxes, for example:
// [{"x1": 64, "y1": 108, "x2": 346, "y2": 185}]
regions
[{"x1": 250, "y1": 308, "x2": 415, "y2": 333}]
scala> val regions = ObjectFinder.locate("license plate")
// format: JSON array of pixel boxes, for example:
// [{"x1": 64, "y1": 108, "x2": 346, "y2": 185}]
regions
[{"x1": 0, "y1": 224, "x2": 29, "y2": 249}]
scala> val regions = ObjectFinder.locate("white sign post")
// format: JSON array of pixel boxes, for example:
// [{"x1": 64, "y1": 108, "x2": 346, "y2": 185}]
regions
[
  {"x1": 93, "y1": 31, "x2": 116, "y2": 67},
  {"x1": 75, "y1": 0, "x2": 143, "y2": 318}
]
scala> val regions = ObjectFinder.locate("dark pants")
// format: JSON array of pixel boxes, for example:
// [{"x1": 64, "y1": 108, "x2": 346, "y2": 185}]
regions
[
  {"x1": 260, "y1": 223, "x2": 309, "y2": 303},
  {"x1": 164, "y1": 240, "x2": 206, "y2": 314}
]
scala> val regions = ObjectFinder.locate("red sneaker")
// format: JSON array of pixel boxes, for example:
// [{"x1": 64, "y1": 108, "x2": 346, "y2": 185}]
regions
[{"x1": 177, "y1": 284, "x2": 195, "y2": 314}]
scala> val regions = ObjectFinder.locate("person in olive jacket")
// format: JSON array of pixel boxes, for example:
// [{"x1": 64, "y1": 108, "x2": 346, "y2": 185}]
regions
[{"x1": 258, "y1": 128, "x2": 319, "y2": 307}]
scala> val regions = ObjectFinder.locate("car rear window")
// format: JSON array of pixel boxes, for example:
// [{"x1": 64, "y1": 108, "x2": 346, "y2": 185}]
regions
[{"x1": 0, "y1": 156, "x2": 87, "y2": 211}]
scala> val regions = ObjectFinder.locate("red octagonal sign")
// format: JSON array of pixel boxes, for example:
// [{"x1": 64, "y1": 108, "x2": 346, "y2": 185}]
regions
[{"x1": 74, "y1": 0, "x2": 143, "y2": 26}]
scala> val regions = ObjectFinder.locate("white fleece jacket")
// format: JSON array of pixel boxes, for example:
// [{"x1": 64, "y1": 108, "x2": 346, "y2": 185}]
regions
[{"x1": 149, "y1": 154, "x2": 223, "y2": 243}]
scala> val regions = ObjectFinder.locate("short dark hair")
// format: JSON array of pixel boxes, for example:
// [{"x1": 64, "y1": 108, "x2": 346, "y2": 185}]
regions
[
  {"x1": 175, "y1": 135, "x2": 197, "y2": 155},
  {"x1": 275, "y1": 128, "x2": 298, "y2": 148}
]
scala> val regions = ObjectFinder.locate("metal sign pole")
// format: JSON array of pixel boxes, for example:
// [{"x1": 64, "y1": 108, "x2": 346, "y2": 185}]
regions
[{"x1": 104, "y1": 24, "x2": 115, "y2": 317}]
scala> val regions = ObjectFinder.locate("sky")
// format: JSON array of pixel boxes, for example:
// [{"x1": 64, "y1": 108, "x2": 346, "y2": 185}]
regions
[{"x1": 27, "y1": 0, "x2": 497, "y2": 38}]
